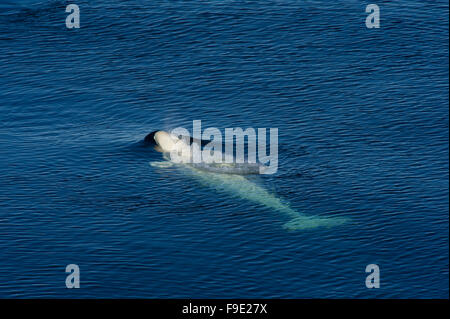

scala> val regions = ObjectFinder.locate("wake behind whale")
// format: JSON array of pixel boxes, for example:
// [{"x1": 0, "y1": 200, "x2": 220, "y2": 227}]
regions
[{"x1": 146, "y1": 130, "x2": 349, "y2": 230}]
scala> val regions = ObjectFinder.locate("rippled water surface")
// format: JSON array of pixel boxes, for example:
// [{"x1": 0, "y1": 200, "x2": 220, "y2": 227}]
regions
[{"x1": 0, "y1": 0, "x2": 448, "y2": 298}]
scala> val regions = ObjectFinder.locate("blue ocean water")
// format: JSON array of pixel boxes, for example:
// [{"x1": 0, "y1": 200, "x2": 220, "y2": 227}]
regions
[{"x1": 0, "y1": 0, "x2": 448, "y2": 298}]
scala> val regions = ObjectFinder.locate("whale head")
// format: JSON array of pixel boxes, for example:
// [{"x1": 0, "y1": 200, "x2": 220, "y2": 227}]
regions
[
  {"x1": 153, "y1": 131, "x2": 193, "y2": 162},
  {"x1": 152, "y1": 130, "x2": 194, "y2": 159},
  {"x1": 153, "y1": 131, "x2": 181, "y2": 152}
]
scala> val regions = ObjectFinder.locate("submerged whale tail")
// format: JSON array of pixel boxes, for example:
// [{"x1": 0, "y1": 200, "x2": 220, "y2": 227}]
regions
[
  {"x1": 150, "y1": 160, "x2": 351, "y2": 231},
  {"x1": 282, "y1": 215, "x2": 349, "y2": 230}
]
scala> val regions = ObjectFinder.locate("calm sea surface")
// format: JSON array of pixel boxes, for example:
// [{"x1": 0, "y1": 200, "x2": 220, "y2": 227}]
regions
[{"x1": 0, "y1": 0, "x2": 448, "y2": 298}]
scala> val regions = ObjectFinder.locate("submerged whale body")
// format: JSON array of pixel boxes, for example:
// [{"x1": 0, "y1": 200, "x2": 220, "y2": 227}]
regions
[{"x1": 147, "y1": 130, "x2": 349, "y2": 230}]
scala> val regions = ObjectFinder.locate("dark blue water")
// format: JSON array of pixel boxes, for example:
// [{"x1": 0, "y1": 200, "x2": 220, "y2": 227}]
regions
[{"x1": 0, "y1": 0, "x2": 448, "y2": 298}]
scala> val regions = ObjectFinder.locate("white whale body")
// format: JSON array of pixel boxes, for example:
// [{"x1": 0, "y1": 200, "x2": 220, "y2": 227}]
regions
[{"x1": 150, "y1": 130, "x2": 349, "y2": 230}]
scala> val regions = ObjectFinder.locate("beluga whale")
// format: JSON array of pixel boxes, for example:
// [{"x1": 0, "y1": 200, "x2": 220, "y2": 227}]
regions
[{"x1": 146, "y1": 130, "x2": 349, "y2": 230}]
